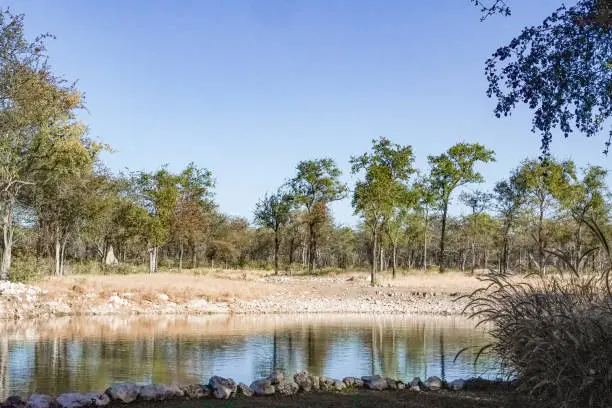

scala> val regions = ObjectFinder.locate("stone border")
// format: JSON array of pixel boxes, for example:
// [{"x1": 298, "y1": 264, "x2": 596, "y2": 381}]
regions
[{"x1": 1, "y1": 371, "x2": 505, "y2": 408}]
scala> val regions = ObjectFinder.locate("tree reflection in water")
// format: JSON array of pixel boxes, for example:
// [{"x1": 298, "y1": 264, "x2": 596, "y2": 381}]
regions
[{"x1": 0, "y1": 315, "x2": 494, "y2": 399}]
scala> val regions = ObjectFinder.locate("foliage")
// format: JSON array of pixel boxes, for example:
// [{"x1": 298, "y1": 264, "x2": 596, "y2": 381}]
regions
[
  {"x1": 479, "y1": 0, "x2": 612, "y2": 153},
  {"x1": 428, "y1": 142, "x2": 496, "y2": 271}
]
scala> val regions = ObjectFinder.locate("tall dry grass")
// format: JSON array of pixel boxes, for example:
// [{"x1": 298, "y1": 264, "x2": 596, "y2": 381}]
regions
[{"x1": 463, "y1": 219, "x2": 612, "y2": 408}]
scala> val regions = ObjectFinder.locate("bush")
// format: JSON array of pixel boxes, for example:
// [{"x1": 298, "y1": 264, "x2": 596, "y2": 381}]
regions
[
  {"x1": 9, "y1": 256, "x2": 49, "y2": 282},
  {"x1": 464, "y1": 274, "x2": 612, "y2": 408}
]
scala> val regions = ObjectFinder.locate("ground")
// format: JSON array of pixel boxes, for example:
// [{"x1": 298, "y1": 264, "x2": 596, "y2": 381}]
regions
[
  {"x1": 1, "y1": 268, "x2": 528, "y2": 318},
  {"x1": 113, "y1": 388, "x2": 535, "y2": 408}
]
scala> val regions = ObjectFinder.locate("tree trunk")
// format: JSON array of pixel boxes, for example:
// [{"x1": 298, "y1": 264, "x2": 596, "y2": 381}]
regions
[
  {"x1": 380, "y1": 247, "x2": 384, "y2": 272},
  {"x1": 191, "y1": 244, "x2": 197, "y2": 269},
  {"x1": 149, "y1": 246, "x2": 158, "y2": 274},
  {"x1": 0, "y1": 202, "x2": 14, "y2": 281},
  {"x1": 423, "y1": 207, "x2": 429, "y2": 271},
  {"x1": 439, "y1": 200, "x2": 449, "y2": 272},
  {"x1": 287, "y1": 237, "x2": 295, "y2": 274},
  {"x1": 60, "y1": 234, "x2": 69, "y2": 276},
  {"x1": 273, "y1": 228, "x2": 280, "y2": 275},
  {"x1": 471, "y1": 240, "x2": 476, "y2": 273},
  {"x1": 392, "y1": 243, "x2": 397, "y2": 278},
  {"x1": 179, "y1": 242, "x2": 184, "y2": 272},
  {"x1": 55, "y1": 227, "x2": 61, "y2": 276},
  {"x1": 308, "y1": 223, "x2": 316, "y2": 273},
  {"x1": 371, "y1": 227, "x2": 378, "y2": 285}
]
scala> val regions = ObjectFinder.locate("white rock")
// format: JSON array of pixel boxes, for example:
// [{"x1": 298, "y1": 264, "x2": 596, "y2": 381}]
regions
[
  {"x1": 26, "y1": 394, "x2": 56, "y2": 408},
  {"x1": 106, "y1": 383, "x2": 141, "y2": 403},
  {"x1": 449, "y1": 379, "x2": 465, "y2": 391},
  {"x1": 208, "y1": 376, "x2": 237, "y2": 399}
]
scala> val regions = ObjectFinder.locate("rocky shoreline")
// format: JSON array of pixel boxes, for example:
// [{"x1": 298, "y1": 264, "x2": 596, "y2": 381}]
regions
[
  {"x1": 0, "y1": 280, "x2": 469, "y2": 319},
  {"x1": 1, "y1": 370, "x2": 510, "y2": 408}
]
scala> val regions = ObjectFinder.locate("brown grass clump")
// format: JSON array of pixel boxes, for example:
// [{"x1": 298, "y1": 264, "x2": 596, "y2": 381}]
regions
[{"x1": 464, "y1": 273, "x2": 612, "y2": 408}]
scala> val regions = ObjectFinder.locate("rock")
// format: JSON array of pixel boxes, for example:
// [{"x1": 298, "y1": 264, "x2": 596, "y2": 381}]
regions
[
  {"x1": 424, "y1": 376, "x2": 442, "y2": 391},
  {"x1": 157, "y1": 293, "x2": 169, "y2": 302},
  {"x1": 342, "y1": 377, "x2": 364, "y2": 388},
  {"x1": 250, "y1": 379, "x2": 275, "y2": 396},
  {"x1": 237, "y1": 383, "x2": 253, "y2": 397},
  {"x1": 26, "y1": 395, "x2": 56, "y2": 408},
  {"x1": 294, "y1": 371, "x2": 314, "y2": 392},
  {"x1": 361, "y1": 375, "x2": 388, "y2": 391},
  {"x1": 275, "y1": 378, "x2": 299, "y2": 396},
  {"x1": 208, "y1": 376, "x2": 237, "y2": 399},
  {"x1": 139, "y1": 384, "x2": 184, "y2": 401},
  {"x1": 332, "y1": 380, "x2": 346, "y2": 391},
  {"x1": 449, "y1": 379, "x2": 465, "y2": 391},
  {"x1": 408, "y1": 377, "x2": 422, "y2": 392},
  {"x1": 397, "y1": 381, "x2": 405, "y2": 390},
  {"x1": 266, "y1": 370, "x2": 285, "y2": 385},
  {"x1": 3, "y1": 396, "x2": 25, "y2": 408},
  {"x1": 56, "y1": 393, "x2": 109, "y2": 408},
  {"x1": 180, "y1": 384, "x2": 211, "y2": 399},
  {"x1": 106, "y1": 383, "x2": 141, "y2": 403},
  {"x1": 311, "y1": 376, "x2": 320, "y2": 391},
  {"x1": 386, "y1": 378, "x2": 398, "y2": 390}
]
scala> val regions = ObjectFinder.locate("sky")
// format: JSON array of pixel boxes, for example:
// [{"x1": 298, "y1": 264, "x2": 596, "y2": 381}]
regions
[{"x1": 6, "y1": 0, "x2": 609, "y2": 226}]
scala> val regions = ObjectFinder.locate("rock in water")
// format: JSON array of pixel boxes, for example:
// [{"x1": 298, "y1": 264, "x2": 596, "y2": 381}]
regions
[
  {"x1": 332, "y1": 380, "x2": 346, "y2": 391},
  {"x1": 3, "y1": 396, "x2": 25, "y2": 408},
  {"x1": 139, "y1": 384, "x2": 184, "y2": 401},
  {"x1": 424, "y1": 376, "x2": 442, "y2": 391},
  {"x1": 105, "y1": 383, "x2": 141, "y2": 403},
  {"x1": 180, "y1": 384, "x2": 211, "y2": 399},
  {"x1": 409, "y1": 377, "x2": 422, "y2": 391},
  {"x1": 361, "y1": 375, "x2": 388, "y2": 391},
  {"x1": 342, "y1": 377, "x2": 364, "y2": 388},
  {"x1": 293, "y1": 371, "x2": 314, "y2": 392},
  {"x1": 449, "y1": 379, "x2": 465, "y2": 391},
  {"x1": 26, "y1": 395, "x2": 56, "y2": 408},
  {"x1": 275, "y1": 378, "x2": 299, "y2": 396},
  {"x1": 56, "y1": 393, "x2": 109, "y2": 408},
  {"x1": 266, "y1": 370, "x2": 285, "y2": 385},
  {"x1": 250, "y1": 379, "x2": 275, "y2": 396},
  {"x1": 386, "y1": 378, "x2": 398, "y2": 390},
  {"x1": 208, "y1": 376, "x2": 237, "y2": 399},
  {"x1": 237, "y1": 383, "x2": 253, "y2": 397}
]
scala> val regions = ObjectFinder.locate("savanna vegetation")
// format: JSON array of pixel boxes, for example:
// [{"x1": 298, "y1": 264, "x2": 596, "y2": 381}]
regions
[{"x1": 0, "y1": 1, "x2": 611, "y2": 407}]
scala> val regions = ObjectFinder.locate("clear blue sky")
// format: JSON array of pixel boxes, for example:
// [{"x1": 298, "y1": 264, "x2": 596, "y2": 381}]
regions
[{"x1": 7, "y1": 0, "x2": 608, "y2": 226}]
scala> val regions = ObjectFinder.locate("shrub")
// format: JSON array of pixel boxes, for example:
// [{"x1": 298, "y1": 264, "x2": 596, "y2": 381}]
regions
[
  {"x1": 9, "y1": 255, "x2": 49, "y2": 282},
  {"x1": 464, "y1": 274, "x2": 612, "y2": 408}
]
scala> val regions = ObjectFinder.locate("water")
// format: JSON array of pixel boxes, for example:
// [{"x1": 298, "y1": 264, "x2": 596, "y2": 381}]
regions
[{"x1": 0, "y1": 314, "x2": 494, "y2": 399}]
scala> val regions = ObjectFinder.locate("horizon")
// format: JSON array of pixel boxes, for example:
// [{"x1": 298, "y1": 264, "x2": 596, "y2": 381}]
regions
[{"x1": 7, "y1": 0, "x2": 609, "y2": 226}]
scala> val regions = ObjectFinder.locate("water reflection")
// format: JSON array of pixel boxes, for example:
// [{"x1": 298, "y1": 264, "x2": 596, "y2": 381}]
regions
[{"x1": 0, "y1": 315, "x2": 493, "y2": 399}]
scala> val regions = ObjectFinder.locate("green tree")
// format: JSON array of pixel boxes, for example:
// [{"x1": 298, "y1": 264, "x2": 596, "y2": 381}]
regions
[
  {"x1": 413, "y1": 175, "x2": 437, "y2": 271},
  {"x1": 254, "y1": 189, "x2": 292, "y2": 274},
  {"x1": 351, "y1": 137, "x2": 416, "y2": 283},
  {"x1": 493, "y1": 169, "x2": 528, "y2": 273},
  {"x1": 428, "y1": 142, "x2": 495, "y2": 272},
  {"x1": 170, "y1": 163, "x2": 215, "y2": 270},
  {"x1": 459, "y1": 190, "x2": 493, "y2": 272},
  {"x1": 132, "y1": 167, "x2": 182, "y2": 273},
  {"x1": 0, "y1": 10, "x2": 87, "y2": 280},
  {"x1": 518, "y1": 158, "x2": 577, "y2": 275},
  {"x1": 475, "y1": 0, "x2": 612, "y2": 153},
  {"x1": 290, "y1": 158, "x2": 346, "y2": 273}
]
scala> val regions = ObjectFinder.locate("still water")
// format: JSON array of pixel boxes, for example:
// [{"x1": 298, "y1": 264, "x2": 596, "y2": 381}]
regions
[{"x1": 0, "y1": 314, "x2": 494, "y2": 399}]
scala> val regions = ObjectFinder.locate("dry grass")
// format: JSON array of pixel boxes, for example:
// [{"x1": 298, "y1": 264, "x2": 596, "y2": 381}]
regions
[{"x1": 31, "y1": 268, "x2": 497, "y2": 304}]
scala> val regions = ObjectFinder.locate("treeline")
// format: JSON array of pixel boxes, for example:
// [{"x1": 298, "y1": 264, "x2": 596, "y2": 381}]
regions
[{"x1": 0, "y1": 9, "x2": 610, "y2": 282}]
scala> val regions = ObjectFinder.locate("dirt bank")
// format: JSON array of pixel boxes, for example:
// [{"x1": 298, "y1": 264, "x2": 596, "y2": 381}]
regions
[
  {"x1": 0, "y1": 270, "x2": 491, "y2": 319},
  {"x1": 111, "y1": 389, "x2": 533, "y2": 408}
]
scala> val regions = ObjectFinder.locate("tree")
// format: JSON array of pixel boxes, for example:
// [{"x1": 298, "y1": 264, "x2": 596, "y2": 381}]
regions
[
  {"x1": 0, "y1": 10, "x2": 87, "y2": 280},
  {"x1": 428, "y1": 142, "x2": 495, "y2": 272},
  {"x1": 413, "y1": 175, "x2": 437, "y2": 271},
  {"x1": 290, "y1": 158, "x2": 346, "y2": 273},
  {"x1": 493, "y1": 169, "x2": 528, "y2": 273},
  {"x1": 351, "y1": 137, "x2": 416, "y2": 283},
  {"x1": 459, "y1": 190, "x2": 493, "y2": 272},
  {"x1": 132, "y1": 167, "x2": 182, "y2": 273},
  {"x1": 477, "y1": 0, "x2": 612, "y2": 153},
  {"x1": 170, "y1": 163, "x2": 215, "y2": 270},
  {"x1": 254, "y1": 189, "x2": 292, "y2": 274},
  {"x1": 518, "y1": 158, "x2": 577, "y2": 275}
]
